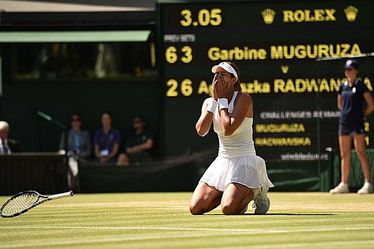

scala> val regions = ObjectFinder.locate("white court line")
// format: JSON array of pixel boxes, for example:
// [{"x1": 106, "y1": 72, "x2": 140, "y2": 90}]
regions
[
  {"x1": 1, "y1": 225, "x2": 374, "y2": 233},
  {"x1": 0, "y1": 233, "x2": 227, "y2": 249},
  {"x1": 0, "y1": 226, "x2": 373, "y2": 249},
  {"x1": 200, "y1": 240, "x2": 374, "y2": 249}
]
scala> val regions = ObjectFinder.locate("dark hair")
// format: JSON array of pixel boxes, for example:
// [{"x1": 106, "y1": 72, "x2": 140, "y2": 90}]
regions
[
  {"x1": 226, "y1": 62, "x2": 242, "y2": 92},
  {"x1": 133, "y1": 114, "x2": 145, "y2": 123},
  {"x1": 101, "y1": 111, "x2": 113, "y2": 119},
  {"x1": 71, "y1": 113, "x2": 81, "y2": 121},
  {"x1": 132, "y1": 115, "x2": 147, "y2": 132},
  {"x1": 132, "y1": 115, "x2": 146, "y2": 129}
]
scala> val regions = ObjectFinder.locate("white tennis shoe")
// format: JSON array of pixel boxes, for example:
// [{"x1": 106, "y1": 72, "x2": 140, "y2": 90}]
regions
[
  {"x1": 253, "y1": 186, "x2": 270, "y2": 215},
  {"x1": 357, "y1": 182, "x2": 373, "y2": 194},
  {"x1": 329, "y1": 182, "x2": 349, "y2": 194}
]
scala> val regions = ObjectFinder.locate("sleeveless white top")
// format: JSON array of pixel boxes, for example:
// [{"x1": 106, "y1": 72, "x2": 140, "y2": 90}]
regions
[{"x1": 213, "y1": 91, "x2": 256, "y2": 158}]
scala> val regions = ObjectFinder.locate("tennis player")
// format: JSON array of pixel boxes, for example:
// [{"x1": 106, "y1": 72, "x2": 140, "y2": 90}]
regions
[
  {"x1": 330, "y1": 59, "x2": 374, "y2": 194},
  {"x1": 189, "y1": 62, "x2": 273, "y2": 215}
]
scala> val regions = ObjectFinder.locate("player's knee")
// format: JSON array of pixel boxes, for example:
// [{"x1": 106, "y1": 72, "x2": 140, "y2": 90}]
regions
[
  {"x1": 189, "y1": 200, "x2": 206, "y2": 215},
  {"x1": 189, "y1": 203, "x2": 204, "y2": 215},
  {"x1": 221, "y1": 202, "x2": 239, "y2": 215}
]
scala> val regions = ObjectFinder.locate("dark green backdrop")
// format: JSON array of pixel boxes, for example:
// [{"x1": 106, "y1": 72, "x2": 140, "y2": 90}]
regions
[{"x1": 0, "y1": 79, "x2": 162, "y2": 153}]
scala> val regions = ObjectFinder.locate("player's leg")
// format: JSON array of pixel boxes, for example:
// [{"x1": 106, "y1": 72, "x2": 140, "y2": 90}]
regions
[
  {"x1": 189, "y1": 182, "x2": 222, "y2": 215},
  {"x1": 353, "y1": 134, "x2": 373, "y2": 194},
  {"x1": 220, "y1": 183, "x2": 254, "y2": 215},
  {"x1": 330, "y1": 135, "x2": 351, "y2": 193}
]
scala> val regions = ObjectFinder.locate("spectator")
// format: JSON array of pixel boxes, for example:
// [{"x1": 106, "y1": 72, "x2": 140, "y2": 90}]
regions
[
  {"x1": 117, "y1": 115, "x2": 154, "y2": 166},
  {"x1": 59, "y1": 114, "x2": 91, "y2": 159},
  {"x1": 94, "y1": 112, "x2": 121, "y2": 164},
  {"x1": 59, "y1": 114, "x2": 91, "y2": 190},
  {"x1": 0, "y1": 121, "x2": 21, "y2": 154}
]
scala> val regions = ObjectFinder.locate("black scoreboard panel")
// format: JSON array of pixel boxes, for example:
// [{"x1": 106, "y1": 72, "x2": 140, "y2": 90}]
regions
[{"x1": 158, "y1": 0, "x2": 374, "y2": 161}]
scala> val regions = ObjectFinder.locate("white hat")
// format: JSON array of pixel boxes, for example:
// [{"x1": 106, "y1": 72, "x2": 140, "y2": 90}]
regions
[{"x1": 211, "y1": 62, "x2": 238, "y2": 79}]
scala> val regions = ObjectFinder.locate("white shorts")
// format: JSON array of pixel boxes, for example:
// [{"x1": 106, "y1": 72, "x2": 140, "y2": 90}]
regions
[{"x1": 200, "y1": 155, "x2": 274, "y2": 192}]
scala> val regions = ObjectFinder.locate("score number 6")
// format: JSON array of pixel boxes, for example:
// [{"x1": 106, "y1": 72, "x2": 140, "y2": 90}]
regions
[{"x1": 166, "y1": 79, "x2": 193, "y2": 97}]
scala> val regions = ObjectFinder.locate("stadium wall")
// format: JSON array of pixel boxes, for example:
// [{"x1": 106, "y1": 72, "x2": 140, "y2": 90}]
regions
[{"x1": 0, "y1": 79, "x2": 162, "y2": 153}]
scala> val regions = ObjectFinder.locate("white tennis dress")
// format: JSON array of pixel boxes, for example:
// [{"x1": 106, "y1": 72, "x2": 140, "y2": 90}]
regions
[{"x1": 200, "y1": 91, "x2": 274, "y2": 192}]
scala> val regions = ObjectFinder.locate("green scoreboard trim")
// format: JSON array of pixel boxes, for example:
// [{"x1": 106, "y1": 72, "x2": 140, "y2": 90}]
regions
[{"x1": 0, "y1": 31, "x2": 151, "y2": 43}]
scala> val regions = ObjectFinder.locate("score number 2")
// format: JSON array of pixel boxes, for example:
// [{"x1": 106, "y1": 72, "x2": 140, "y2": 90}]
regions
[
  {"x1": 166, "y1": 79, "x2": 193, "y2": 97},
  {"x1": 180, "y1": 8, "x2": 222, "y2": 27}
]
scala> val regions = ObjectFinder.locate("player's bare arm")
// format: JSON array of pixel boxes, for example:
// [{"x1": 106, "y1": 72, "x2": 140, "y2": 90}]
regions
[
  {"x1": 195, "y1": 75, "x2": 219, "y2": 137},
  {"x1": 220, "y1": 94, "x2": 252, "y2": 136},
  {"x1": 195, "y1": 98, "x2": 214, "y2": 137},
  {"x1": 363, "y1": 92, "x2": 374, "y2": 117}
]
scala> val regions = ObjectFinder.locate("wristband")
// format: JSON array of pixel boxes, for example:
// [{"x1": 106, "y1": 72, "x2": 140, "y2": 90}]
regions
[
  {"x1": 206, "y1": 99, "x2": 218, "y2": 113},
  {"x1": 218, "y1": 98, "x2": 229, "y2": 110}
]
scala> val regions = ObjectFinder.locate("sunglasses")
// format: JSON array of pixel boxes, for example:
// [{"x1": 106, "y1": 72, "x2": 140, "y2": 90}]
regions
[{"x1": 71, "y1": 118, "x2": 81, "y2": 122}]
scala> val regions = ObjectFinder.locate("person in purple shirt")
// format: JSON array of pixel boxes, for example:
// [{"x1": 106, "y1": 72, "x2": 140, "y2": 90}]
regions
[{"x1": 94, "y1": 112, "x2": 121, "y2": 164}]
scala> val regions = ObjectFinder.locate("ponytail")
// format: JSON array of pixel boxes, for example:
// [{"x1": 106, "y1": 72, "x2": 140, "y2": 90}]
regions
[
  {"x1": 227, "y1": 62, "x2": 242, "y2": 92},
  {"x1": 234, "y1": 81, "x2": 242, "y2": 92}
]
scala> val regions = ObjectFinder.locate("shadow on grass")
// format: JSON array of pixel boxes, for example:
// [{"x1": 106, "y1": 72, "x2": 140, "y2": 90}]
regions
[
  {"x1": 207, "y1": 213, "x2": 335, "y2": 216},
  {"x1": 260, "y1": 213, "x2": 335, "y2": 216}
]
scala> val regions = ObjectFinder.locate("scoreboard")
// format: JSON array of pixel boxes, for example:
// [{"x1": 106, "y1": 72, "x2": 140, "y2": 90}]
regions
[{"x1": 157, "y1": 0, "x2": 374, "y2": 161}]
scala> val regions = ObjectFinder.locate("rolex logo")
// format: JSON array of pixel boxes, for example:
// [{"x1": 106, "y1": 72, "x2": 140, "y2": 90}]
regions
[
  {"x1": 344, "y1": 5, "x2": 358, "y2": 22},
  {"x1": 262, "y1": 8, "x2": 276, "y2": 24}
]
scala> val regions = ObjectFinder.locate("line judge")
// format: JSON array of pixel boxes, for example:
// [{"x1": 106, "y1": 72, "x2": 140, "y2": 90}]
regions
[{"x1": 330, "y1": 59, "x2": 374, "y2": 194}]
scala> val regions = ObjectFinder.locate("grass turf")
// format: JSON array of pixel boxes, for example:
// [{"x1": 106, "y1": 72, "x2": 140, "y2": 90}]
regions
[{"x1": 0, "y1": 192, "x2": 374, "y2": 249}]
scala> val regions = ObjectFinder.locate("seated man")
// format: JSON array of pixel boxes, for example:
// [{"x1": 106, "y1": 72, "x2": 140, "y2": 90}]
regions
[
  {"x1": 94, "y1": 112, "x2": 121, "y2": 164},
  {"x1": 0, "y1": 121, "x2": 21, "y2": 154},
  {"x1": 117, "y1": 115, "x2": 154, "y2": 166}
]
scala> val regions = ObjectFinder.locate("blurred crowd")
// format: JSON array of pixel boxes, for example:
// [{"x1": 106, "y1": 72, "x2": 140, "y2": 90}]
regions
[
  {"x1": 59, "y1": 112, "x2": 155, "y2": 166},
  {"x1": 0, "y1": 112, "x2": 155, "y2": 166}
]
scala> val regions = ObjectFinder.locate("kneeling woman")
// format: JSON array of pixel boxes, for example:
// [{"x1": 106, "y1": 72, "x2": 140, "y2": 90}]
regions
[{"x1": 190, "y1": 62, "x2": 273, "y2": 215}]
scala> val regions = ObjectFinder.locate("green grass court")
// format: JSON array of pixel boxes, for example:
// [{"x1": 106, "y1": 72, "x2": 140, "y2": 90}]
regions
[{"x1": 1, "y1": 192, "x2": 374, "y2": 249}]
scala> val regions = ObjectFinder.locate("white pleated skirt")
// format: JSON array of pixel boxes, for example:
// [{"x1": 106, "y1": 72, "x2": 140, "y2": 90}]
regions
[{"x1": 200, "y1": 155, "x2": 274, "y2": 192}]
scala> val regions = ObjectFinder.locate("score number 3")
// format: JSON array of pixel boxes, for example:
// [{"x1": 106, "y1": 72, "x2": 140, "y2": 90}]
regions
[{"x1": 180, "y1": 8, "x2": 222, "y2": 27}]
